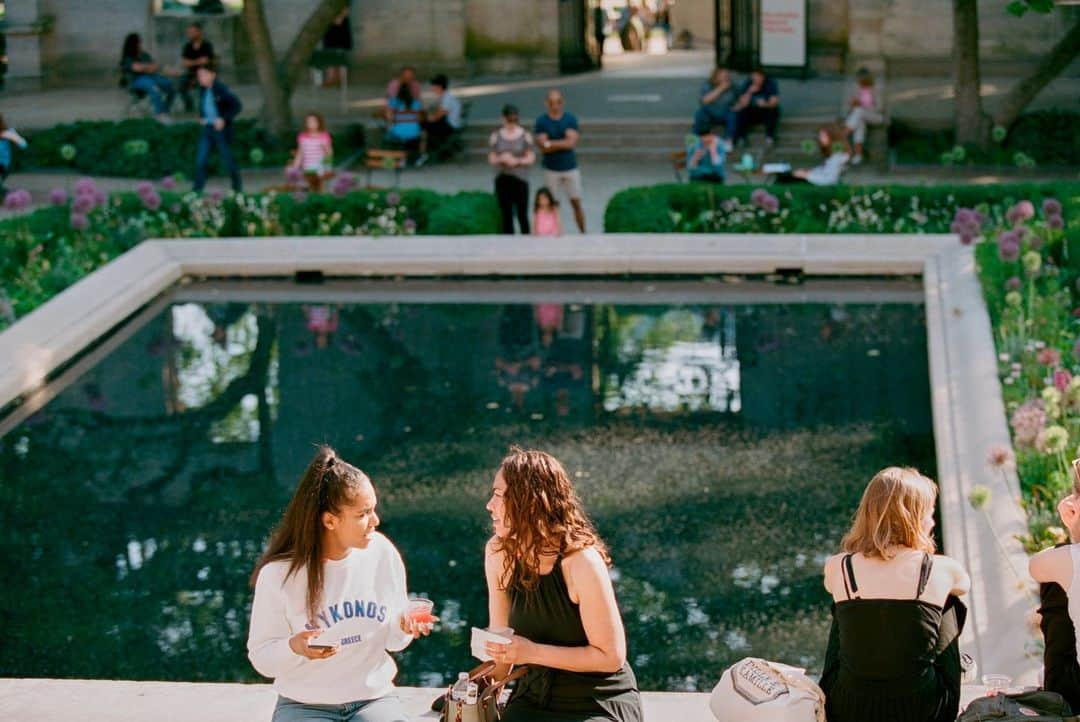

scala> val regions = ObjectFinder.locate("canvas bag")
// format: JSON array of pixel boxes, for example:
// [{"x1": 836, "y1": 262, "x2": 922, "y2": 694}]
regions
[
  {"x1": 438, "y1": 661, "x2": 529, "y2": 722},
  {"x1": 957, "y1": 690, "x2": 1080, "y2": 722},
  {"x1": 709, "y1": 657, "x2": 826, "y2": 722}
]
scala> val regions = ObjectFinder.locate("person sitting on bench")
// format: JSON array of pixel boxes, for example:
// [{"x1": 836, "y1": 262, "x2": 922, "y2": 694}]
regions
[
  {"x1": 686, "y1": 122, "x2": 725, "y2": 184},
  {"x1": 732, "y1": 66, "x2": 779, "y2": 147},
  {"x1": 384, "y1": 81, "x2": 424, "y2": 161},
  {"x1": 416, "y1": 73, "x2": 462, "y2": 166},
  {"x1": 120, "y1": 33, "x2": 176, "y2": 123}
]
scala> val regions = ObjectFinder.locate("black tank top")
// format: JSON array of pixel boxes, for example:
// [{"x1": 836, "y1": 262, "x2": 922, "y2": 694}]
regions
[
  {"x1": 1038, "y1": 545, "x2": 1080, "y2": 710},
  {"x1": 505, "y1": 553, "x2": 642, "y2": 722},
  {"x1": 822, "y1": 553, "x2": 960, "y2": 722}
]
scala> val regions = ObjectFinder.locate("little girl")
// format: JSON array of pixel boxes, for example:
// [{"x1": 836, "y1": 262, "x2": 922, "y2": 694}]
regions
[
  {"x1": 533, "y1": 187, "x2": 561, "y2": 237},
  {"x1": 290, "y1": 112, "x2": 333, "y2": 192}
]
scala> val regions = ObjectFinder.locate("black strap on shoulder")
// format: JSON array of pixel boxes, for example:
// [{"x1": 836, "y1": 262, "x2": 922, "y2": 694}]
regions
[
  {"x1": 841, "y1": 554, "x2": 859, "y2": 599},
  {"x1": 916, "y1": 553, "x2": 934, "y2": 599}
]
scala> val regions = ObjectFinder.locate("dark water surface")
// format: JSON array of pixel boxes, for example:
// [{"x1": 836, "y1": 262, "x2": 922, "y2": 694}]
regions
[{"x1": 0, "y1": 279, "x2": 935, "y2": 691}]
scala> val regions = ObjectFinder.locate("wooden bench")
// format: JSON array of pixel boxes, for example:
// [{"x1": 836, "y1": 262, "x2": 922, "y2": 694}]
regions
[{"x1": 364, "y1": 149, "x2": 407, "y2": 188}]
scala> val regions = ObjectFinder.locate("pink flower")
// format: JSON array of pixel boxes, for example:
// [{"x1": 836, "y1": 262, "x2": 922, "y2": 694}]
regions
[
  {"x1": 159, "y1": 175, "x2": 177, "y2": 191},
  {"x1": 1010, "y1": 400, "x2": 1047, "y2": 446},
  {"x1": 285, "y1": 166, "x2": 304, "y2": 184},
  {"x1": 1043, "y1": 198, "x2": 1063, "y2": 217},
  {"x1": 135, "y1": 181, "x2": 154, "y2": 198},
  {"x1": 71, "y1": 194, "x2": 94, "y2": 214},
  {"x1": 404, "y1": 218, "x2": 417, "y2": 232},
  {"x1": 1038, "y1": 347, "x2": 1062, "y2": 366},
  {"x1": 94, "y1": 189, "x2": 108, "y2": 208},
  {"x1": 141, "y1": 190, "x2": 161, "y2": 211},
  {"x1": 1006, "y1": 200, "x2": 1036, "y2": 226},
  {"x1": 998, "y1": 232, "x2": 1021, "y2": 262},
  {"x1": 74, "y1": 177, "x2": 97, "y2": 196},
  {"x1": 49, "y1": 187, "x2": 68, "y2": 206},
  {"x1": 750, "y1": 188, "x2": 769, "y2": 206},
  {"x1": 1048, "y1": 215, "x2": 1064, "y2": 231},
  {"x1": 69, "y1": 212, "x2": 89, "y2": 231},
  {"x1": 1055, "y1": 368, "x2": 1073, "y2": 391},
  {"x1": 986, "y1": 444, "x2": 1015, "y2": 470},
  {"x1": 1005, "y1": 276, "x2": 1022, "y2": 291},
  {"x1": 386, "y1": 191, "x2": 401, "y2": 206},
  {"x1": 3, "y1": 189, "x2": 32, "y2": 211}
]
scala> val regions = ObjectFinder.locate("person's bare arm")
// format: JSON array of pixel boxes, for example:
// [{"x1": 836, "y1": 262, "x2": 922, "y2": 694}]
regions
[
  {"x1": 544, "y1": 128, "x2": 580, "y2": 152},
  {"x1": 484, "y1": 538, "x2": 513, "y2": 680},
  {"x1": 131, "y1": 60, "x2": 158, "y2": 73},
  {"x1": 1030, "y1": 545, "x2": 1072, "y2": 589},
  {"x1": 701, "y1": 82, "x2": 729, "y2": 105}
]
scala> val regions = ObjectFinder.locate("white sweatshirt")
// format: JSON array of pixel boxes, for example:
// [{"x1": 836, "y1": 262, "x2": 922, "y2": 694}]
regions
[{"x1": 247, "y1": 532, "x2": 414, "y2": 704}]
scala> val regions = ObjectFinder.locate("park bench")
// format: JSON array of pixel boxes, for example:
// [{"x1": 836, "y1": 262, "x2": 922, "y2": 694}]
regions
[{"x1": 364, "y1": 148, "x2": 407, "y2": 188}]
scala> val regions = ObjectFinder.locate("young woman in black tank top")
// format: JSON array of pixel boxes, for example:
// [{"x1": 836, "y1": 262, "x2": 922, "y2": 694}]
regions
[
  {"x1": 820, "y1": 467, "x2": 970, "y2": 722},
  {"x1": 482, "y1": 448, "x2": 643, "y2": 722}
]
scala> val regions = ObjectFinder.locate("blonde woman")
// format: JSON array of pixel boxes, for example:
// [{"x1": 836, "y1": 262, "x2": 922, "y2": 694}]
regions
[{"x1": 819, "y1": 467, "x2": 970, "y2": 722}]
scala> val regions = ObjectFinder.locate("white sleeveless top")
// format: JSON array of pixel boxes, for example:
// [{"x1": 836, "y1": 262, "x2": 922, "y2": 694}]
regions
[{"x1": 1068, "y1": 545, "x2": 1080, "y2": 664}]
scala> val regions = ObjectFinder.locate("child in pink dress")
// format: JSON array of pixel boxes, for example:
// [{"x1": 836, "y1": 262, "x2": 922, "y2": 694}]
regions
[
  {"x1": 289, "y1": 112, "x2": 333, "y2": 192},
  {"x1": 533, "y1": 186, "x2": 561, "y2": 237}
]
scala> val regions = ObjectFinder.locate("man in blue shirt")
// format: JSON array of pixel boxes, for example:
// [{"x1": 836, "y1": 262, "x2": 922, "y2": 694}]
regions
[
  {"x1": 732, "y1": 67, "x2": 780, "y2": 147},
  {"x1": 193, "y1": 63, "x2": 243, "y2": 193},
  {"x1": 534, "y1": 89, "x2": 585, "y2": 233}
]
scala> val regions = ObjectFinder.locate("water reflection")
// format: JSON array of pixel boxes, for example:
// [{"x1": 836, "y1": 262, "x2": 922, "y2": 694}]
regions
[{"x1": 0, "y1": 286, "x2": 934, "y2": 689}]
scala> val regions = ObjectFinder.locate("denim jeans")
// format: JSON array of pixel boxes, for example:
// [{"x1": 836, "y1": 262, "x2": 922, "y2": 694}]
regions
[
  {"x1": 272, "y1": 695, "x2": 411, "y2": 722},
  {"x1": 693, "y1": 106, "x2": 738, "y2": 140},
  {"x1": 193, "y1": 125, "x2": 242, "y2": 192},
  {"x1": 130, "y1": 74, "x2": 175, "y2": 115}
]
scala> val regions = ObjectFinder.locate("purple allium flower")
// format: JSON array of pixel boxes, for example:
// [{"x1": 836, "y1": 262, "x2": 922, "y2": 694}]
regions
[
  {"x1": 1006, "y1": 200, "x2": 1036, "y2": 226},
  {"x1": 135, "y1": 181, "x2": 154, "y2": 198},
  {"x1": 1048, "y1": 214, "x2": 1065, "y2": 231},
  {"x1": 750, "y1": 188, "x2": 769, "y2": 209},
  {"x1": 386, "y1": 191, "x2": 401, "y2": 206},
  {"x1": 1055, "y1": 368, "x2": 1074, "y2": 392},
  {"x1": 997, "y1": 230, "x2": 1021, "y2": 262},
  {"x1": 141, "y1": 190, "x2": 162, "y2": 211},
  {"x1": 49, "y1": 187, "x2": 68, "y2": 206},
  {"x1": 403, "y1": 218, "x2": 417, "y2": 232},
  {"x1": 1005, "y1": 276, "x2": 1022, "y2": 291},
  {"x1": 72, "y1": 194, "x2": 94, "y2": 215},
  {"x1": 3, "y1": 189, "x2": 31, "y2": 211},
  {"x1": 74, "y1": 177, "x2": 97, "y2": 196},
  {"x1": 285, "y1": 166, "x2": 304, "y2": 184},
  {"x1": 1010, "y1": 399, "x2": 1047, "y2": 446},
  {"x1": 955, "y1": 208, "x2": 978, "y2": 226},
  {"x1": 94, "y1": 189, "x2": 108, "y2": 208},
  {"x1": 69, "y1": 212, "x2": 90, "y2": 231},
  {"x1": 1043, "y1": 198, "x2": 1063, "y2": 217},
  {"x1": 762, "y1": 195, "x2": 780, "y2": 213},
  {"x1": 159, "y1": 175, "x2": 177, "y2": 191}
]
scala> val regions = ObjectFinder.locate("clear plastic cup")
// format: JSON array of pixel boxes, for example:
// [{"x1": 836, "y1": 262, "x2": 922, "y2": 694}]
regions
[
  {"x1": 982, "y1": 673, "x2": 1013, "y2": 695},
  {"x1": 407, "y1": 598, "x2": 435, "y2": 624}
]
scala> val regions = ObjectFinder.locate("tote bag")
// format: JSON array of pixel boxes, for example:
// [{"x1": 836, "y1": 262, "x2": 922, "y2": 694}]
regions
[{"x1": 709, "y1": 657, "x2": 825, "y2": 722}]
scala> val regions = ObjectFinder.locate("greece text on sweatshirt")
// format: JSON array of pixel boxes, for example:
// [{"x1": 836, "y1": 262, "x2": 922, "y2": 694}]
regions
[{"x1": 247, "y1": 532, "x2": 414, "y2": 704}]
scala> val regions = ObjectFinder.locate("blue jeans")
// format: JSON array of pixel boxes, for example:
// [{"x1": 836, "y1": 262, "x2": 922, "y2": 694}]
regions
[
  {"x1": 193, "y1": 125, "x2": 242, "y2": 192},
  {"x1": 130, "y1": 74, "x2": 175, "y2": 115},
  {"x1": 272, "y1": 695, "x2": 410, "y2": 722},
  {"x1": 694, "y1": 106, "x2": 737, "y2": 140}
]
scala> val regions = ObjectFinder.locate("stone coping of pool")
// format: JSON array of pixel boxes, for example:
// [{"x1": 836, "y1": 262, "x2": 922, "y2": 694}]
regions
[
  {"x1": 0, "y1": 234, "x2": 1035, "y2": 682},
  {"x1": 0, "y1": 678, "x2": 1004, "y2": 722}
]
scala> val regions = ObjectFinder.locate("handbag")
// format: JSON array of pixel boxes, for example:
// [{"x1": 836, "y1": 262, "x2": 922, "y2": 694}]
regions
[
  {"x1": 957, "y1": 689, "x2": 1080, "y2": 722},
  {"x1": 436, "y1": 660, "x2": 530, "y2": 722},
  {"x1": 709, "y1": 657, "x2": 825, "y2": 722}
]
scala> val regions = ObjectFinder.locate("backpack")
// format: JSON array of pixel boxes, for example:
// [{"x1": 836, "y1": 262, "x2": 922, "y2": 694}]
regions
[
  {"x1": 958, "y1": 690, "x2": 1080, "y2": 721},
  {"x1": 709, "y1": 657, "x2": 825, "y2": 722}
]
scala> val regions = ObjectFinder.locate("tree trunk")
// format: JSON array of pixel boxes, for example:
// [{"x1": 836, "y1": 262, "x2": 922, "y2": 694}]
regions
[
  {"x1": 992, "y1": 17, "x2": 1080, "y2": 130},
  {"x1": 283, "y1": 0, "x2": 349, "y2": 92},
  {"x1": 242, "y1": 0, "x2": 294, "y2": 139},
  {"x1": 953, "y1": 0, "x2": 989, "y2": 146}
]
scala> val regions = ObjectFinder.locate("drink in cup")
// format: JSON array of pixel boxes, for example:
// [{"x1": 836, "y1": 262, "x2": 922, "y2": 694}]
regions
[{"x1": 408, "y1": 598, "x2": 436, "y2": 624}]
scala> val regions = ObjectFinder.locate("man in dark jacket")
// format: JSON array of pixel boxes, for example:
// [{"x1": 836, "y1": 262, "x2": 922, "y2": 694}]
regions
[{"x1": 193, "y1": 63, "x2": 242, "y2": 193}]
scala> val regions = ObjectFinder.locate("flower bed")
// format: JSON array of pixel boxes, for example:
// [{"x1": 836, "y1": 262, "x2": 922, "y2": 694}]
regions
[
  {"x1": 0, "y1": 178, "x2": 500, "y2": 332},
  {"x1": 603, "y1": 182, "x2": 1079, "y2": 234},
  {"x1": 969, "y1": 194, "x2": 1080, "y2": 551}
]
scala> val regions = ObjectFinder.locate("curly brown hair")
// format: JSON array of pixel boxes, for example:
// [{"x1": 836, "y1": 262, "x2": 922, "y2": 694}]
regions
[{"x1": 494, "y1": 447, "x2": 610, "y2": 593}]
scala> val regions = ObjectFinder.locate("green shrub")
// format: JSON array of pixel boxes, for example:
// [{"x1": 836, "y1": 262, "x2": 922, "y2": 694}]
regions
[
  {"x1": 16, "y1": 119, "x2": 355, "y2": 179},
  {"x1": 893, "y1": 110, "x2": 1080, "y2": 167},
  {"x1": 604, "y1": 182, "x2": 1080, "y2": 234}
]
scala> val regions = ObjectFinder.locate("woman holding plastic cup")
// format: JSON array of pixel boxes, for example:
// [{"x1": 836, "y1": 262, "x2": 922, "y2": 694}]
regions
[
  {"x1": 483, "y1": 447, "x2": 643, "y2": 722},
  {"x1": 247, "y1": 445, "x2": 435, "y2": 722}
]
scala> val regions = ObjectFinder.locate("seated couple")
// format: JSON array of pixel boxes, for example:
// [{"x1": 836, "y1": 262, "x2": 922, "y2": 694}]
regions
[{"x1": 247, "y1": 446, "x2": 643, "y2": 722}]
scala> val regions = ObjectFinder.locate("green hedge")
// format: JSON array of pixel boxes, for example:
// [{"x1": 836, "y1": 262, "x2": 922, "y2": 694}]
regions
[
  {"x1": 604, "y1": 182, "x2": 1080, "y2": 234},
  {"x1": 893, "y1": 110, "x2": 1080, "y2": 167},
  {"x1": 0, "y1": 187, "x2": 500, "y2": 331},
  {"x1": 15, "y1": 118, "x2": 357, "y2": 179}
]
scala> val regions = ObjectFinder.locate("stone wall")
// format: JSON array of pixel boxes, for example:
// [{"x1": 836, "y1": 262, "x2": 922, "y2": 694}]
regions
[{"x1": 464, "y1": 0, "x2": 559, "y2": 74}]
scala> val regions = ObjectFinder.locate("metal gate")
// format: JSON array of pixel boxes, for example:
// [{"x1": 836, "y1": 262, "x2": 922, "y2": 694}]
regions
[
  {"x1": 558, "y1": 0, "x2": 602, "y2": 73},
  {"x1": 715, "y1": 0, "x2": 757, "y2": 71}
]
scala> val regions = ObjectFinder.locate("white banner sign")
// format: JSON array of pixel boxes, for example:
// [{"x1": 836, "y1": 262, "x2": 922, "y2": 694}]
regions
[{"x1": 760, "y1": 0, "x2": 806, "y2": 67}]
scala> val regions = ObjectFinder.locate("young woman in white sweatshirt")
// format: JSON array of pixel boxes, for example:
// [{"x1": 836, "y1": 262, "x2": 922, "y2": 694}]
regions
[{"x1": 247, "y1": 446, "x2": 434, "y2": 722}]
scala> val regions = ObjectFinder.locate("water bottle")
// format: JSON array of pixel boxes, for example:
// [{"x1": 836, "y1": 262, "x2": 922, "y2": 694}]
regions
[
  {"x1": 465, "y1": 681, "x2": 479, "y2": 705},
  {"x1": 451, "y1": 672, "x2": 470, "y2": 702}
]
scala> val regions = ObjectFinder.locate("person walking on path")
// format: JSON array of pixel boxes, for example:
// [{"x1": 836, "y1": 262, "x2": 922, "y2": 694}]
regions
[
  {"x1": 193, "y1": 64, "x2": 243, "y2": 193},
  {"x1": 534, "y1": 89, "x2": 586, "y2": 233},
  {"x1": 489, "y1": 103, "x2": 535, "y2": 234},
  {"x1": 247, "y1": 445, "x2": 434, "y2": 722}
]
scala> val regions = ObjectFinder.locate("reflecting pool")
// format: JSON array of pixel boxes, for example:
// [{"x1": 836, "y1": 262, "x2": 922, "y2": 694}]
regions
[{"x1": 0, "y1": 279, "x2": 935, "y2": 690}]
